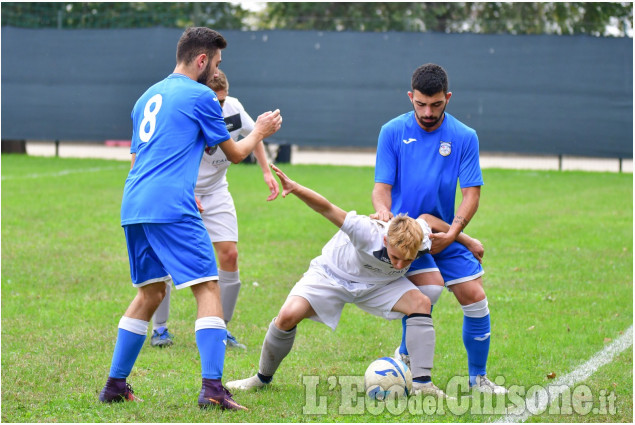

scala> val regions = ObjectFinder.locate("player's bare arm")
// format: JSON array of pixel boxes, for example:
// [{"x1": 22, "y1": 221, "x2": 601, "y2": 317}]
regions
[
  {"x1": 430, "y1": 186, "x2": 480, "y2": 253},
  {"x1": 130, "y1": 153, "x2": 136, "y2": 169},
  {"x1": 219, "y1": 109, "x2": 282, "y2": 164},
  {"x1": 371, "y1": 182, "x2": 394, "y2": 222},
  {"x1": 421, "y1": 213, "x2": 484, "y2": 263},
  {"x1": 271, "y1": 164, "x2": 347, "y2": 228},
  {"x1": 253, "y1": 141, "x2": 280, "y2": 201}
]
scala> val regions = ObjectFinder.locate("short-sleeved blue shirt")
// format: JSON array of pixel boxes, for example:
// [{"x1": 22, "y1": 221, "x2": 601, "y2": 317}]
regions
[
  {"x1": 374, "y1": 111, "x2": 483, "y2": 224},
  {"x1": 121, "y1": 73, "x2": 231, "y2": 225}
]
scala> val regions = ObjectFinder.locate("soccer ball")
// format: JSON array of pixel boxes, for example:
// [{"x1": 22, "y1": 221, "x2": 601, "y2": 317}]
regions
[{"x1": 364, "y1": 356, "x2": 412, "y2": 400}]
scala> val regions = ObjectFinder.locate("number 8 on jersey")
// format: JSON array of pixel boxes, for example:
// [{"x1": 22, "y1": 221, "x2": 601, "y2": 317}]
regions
[{"x1": 139, "y1": 94, "x2": 163, "y2": 143}]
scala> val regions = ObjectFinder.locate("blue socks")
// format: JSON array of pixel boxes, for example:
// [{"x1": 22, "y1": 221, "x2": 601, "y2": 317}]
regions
[
  {"x1": 108, "y1": 317, "x2": 148, "y2": 379},
  {"x1": 463, "y1": 314, "x2": 491, "y2": 385},
  {"x1": 399, "y1": 315, "x2": 409, "y2": 355},
  {"x1": 107, "y1": 316, "x2": 228, "y2": 381},
  {"x1": 195, "y1": 317, "x2": 227, "y2": 380}
]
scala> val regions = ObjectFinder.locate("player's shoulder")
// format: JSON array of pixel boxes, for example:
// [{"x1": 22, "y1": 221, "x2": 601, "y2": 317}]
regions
[
  {"x1": 370, "y1": 218, "x2": 390, "y2": 234},
  {"x1": 163, "y1": 73, "x2": 206, "y2": 91},
  {"x1": 352, "y1": 213, "x2": 389, "y2": 234},
  {"x1": 382, "y1": 111, "x2": 413, "y2": 129},
  {"x1": 142, "y1": 74, "x2": 212, "y2": 103},
  {"x1": 223, "y1": 96, "x2": 244, "y2": 112},
  {"x1": 343, "y1": 211, "x2": 374, "y2": 230},
  {"x1": 444, "y1": 112, "x2": 477, "y2": 137},
  {"x1": 342, "y1": 212, "x2": 387, "y2": 244},
  {"x1": 379, "y1": 112, "x2": 415, "y2": 142},
  {"x1": 224, "y1": 96, "x2": 241, "y2": 106}
]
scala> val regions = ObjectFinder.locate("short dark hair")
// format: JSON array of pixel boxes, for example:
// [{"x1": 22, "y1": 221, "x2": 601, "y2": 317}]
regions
[
  {"x1": 176, "y1": 27, "x2": 227, "y2": 65},
  {"x1": 411, "y1": 64, "x2": 448, "y2": 96},
  {"x1": 209, "y1": 69, "x2": 228, "y2": 91}
]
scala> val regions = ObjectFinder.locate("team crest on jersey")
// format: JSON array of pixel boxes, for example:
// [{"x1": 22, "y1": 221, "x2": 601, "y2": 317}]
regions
[
  {"x1": 205, "y1": 145, "x2": 218, "y2": 156},
  {"x1": 439, "y1": 141, "x2": 452, "y2": 157}
]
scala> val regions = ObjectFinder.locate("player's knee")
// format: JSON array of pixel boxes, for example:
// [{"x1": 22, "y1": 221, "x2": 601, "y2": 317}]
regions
[
  {"x1": 275, "y1": 308, "x2": 303, "y2": 331},
  {"x1": 414, "y1": 293, "x2": 431, "y2": 314},
  {"x1": 455, "y1": 283, "x2": 486, "y2": 305},
  {"x1": 140, "y1": 284, "x2": 167, "y2": 308},
  {"x1": 408, "y1": 290, "x2": 431, "y2": 315},
  {"x1": 218, "y1": 248, "x2": 238, "y2": 269}
]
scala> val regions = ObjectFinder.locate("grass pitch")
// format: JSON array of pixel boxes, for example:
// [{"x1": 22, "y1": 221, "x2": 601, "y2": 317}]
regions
[{"x1": 1, "y1": 154, "x2": 632, "y2": 422}]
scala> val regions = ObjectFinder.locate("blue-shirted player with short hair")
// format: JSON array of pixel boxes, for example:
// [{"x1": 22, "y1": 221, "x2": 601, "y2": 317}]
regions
[
  {"x1": 98, "y1": 27, "x2": 282, "y2": 410},
  {"x1": 372, "y1": 63, "x2": 507, "y2": 395}
]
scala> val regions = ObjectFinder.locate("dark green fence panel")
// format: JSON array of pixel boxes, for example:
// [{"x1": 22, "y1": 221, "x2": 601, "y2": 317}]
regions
[{"x1": 1, "y1": 27, "x2": 632, "y2": 157}]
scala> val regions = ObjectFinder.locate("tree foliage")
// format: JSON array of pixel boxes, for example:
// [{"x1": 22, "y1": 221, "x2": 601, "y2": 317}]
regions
[
  {"x1": 1, "y1": 2, "x2": 632, "y2": 37},
  {"x1": 0, "y1": 2, "x2": 248, "y2": 29},
  {"x1": 258, "y1": 2, "x2": 633, "y2": 36}
]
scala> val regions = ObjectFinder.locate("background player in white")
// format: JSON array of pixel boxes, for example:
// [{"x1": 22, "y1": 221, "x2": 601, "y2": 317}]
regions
[
  {"x1": 227, "y1": 164, "x2": 447, "y2": 396},
  {"x1": 98, "y1": 27, "x2": 282, "y2": 410},
  {"x1": 373, "y1": 63, "x2": 506, "y2": 394},
  {"x1": 150, "y1": 70, "x2": 279, "y2": 349}
]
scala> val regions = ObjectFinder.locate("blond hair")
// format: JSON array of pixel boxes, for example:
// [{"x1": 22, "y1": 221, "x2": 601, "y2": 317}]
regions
[
  {"x1": 386, "y1": 214, "x2": 423, "y2": 259},
  {"x1": 208, "y1": 69, "x2": 228, "y2": 92}
]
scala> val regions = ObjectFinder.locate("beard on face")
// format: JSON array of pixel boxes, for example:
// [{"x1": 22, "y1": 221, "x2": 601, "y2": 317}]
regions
[
  {"x1": 197, "y1": 60, "x2": 213, "y2": 84},
  {"x1": 415, "y1": 103, "x2": 447, "y2": 129}
]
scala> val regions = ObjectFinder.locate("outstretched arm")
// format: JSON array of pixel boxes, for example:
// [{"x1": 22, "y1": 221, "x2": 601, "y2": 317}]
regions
[
  {"x1": 419, "y1": 213, "x2": 484, "y2": 263},
  {"x1": 270, "y1": 164, "x2": 347, "y2": 228},
  {"x1": 253, "y1": 141, "x2": 279, "y2": 201}
]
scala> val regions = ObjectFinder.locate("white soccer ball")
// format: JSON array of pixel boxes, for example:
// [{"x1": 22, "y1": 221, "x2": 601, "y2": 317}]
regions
[{"x1": 364, "y1": 356, "x2": 413, "y2": 400}]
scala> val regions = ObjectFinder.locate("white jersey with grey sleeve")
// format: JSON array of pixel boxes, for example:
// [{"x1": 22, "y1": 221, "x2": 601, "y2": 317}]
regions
[
  {"x1": 316, "y1": 211, "x2": 411, "y2": 284},
  {"x1": 195, "y1": 95, "x2": 255, "y2": 195}
]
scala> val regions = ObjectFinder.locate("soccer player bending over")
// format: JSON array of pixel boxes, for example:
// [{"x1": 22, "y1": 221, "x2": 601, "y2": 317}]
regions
[{"x1": 226, "y1": 165, "x2": 481, "y2": 397}]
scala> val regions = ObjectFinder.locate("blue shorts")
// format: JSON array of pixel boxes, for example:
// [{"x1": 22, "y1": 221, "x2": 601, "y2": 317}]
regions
[
  {"x1": 406, "y1": 241, "x2": 484, "y2": 286},
  {"x1": 123, "y1": 217, "x2": 218, "y2": 289}
]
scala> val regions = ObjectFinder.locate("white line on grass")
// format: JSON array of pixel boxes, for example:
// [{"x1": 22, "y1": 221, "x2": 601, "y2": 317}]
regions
[
  {"x1": 1, "y1": 165, "x2": 128, "y2": 181},
  {"x1": 495, "y1": 326, "x2": 633, "y2": 423}
]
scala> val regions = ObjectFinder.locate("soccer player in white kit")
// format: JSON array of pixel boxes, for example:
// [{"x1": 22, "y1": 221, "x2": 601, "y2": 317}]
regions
[
  {"x1": 150, "y1": 70, "x2": 278, "y2": 349},
  {"x1": 226, "y1": 164, "x2": 445, "y2": 396}
]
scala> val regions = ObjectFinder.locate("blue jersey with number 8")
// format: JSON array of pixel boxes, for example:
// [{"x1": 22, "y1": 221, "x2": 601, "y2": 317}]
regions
[{"x1": 121, "y1": 73, "x2": 230, "y2": 225}]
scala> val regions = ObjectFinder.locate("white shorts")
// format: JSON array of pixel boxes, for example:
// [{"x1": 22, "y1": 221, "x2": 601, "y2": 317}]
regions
[
  {"x1": 288, "y1": 261, "x2": 417, "y2": 331},
  {"x1": 197, "y1": 189, "x2": 238, "y2": 242}
]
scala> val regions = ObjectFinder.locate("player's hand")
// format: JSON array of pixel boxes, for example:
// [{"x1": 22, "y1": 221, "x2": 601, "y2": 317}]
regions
[
  {"x1": 370, "y1": 210, "x2": 393, "y2": 222},
  {"x1": 254, "y1": 109, "x2": 282, "y2": 139},
  {"x1": 270, "y1": 163, "x2": 297, "y2": 198},
  {"x1": 263, "y1": 171, "x2": 280, "y2": 201},
  {"x1": 428, "y1": 232, "x2": 455, "y2": 254},
  {"x1": 195, "y1": 195, "x2": 204, "y2": 213},
  {"x1": 466, "y1": 237, "x2": 484, "y2": 263}
]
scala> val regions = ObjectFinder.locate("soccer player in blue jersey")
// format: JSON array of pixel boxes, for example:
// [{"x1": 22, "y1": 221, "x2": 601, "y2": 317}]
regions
[
  {"x1": 148, "y1": 70, "x2": 279, "y2": 350},
  {"x1": 372, "y1": 63, "x2": 507, "y2": 395},
  {"x1": 98, "y1": 27, "x2": 282, "y2": 410}
]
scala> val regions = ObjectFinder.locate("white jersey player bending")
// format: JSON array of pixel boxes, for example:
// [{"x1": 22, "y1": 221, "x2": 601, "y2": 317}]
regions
[
  {"x1": 227, "y1": 164, "x2": 447, "y2": 396},
  {"x1": 150, "y1": 70, "x2": 279, "y2": 349}
]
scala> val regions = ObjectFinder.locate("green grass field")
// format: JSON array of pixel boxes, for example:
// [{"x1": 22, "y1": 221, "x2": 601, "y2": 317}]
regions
[{"x1": 1, "y1": 154, "x2": 632, "y2": 423}]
